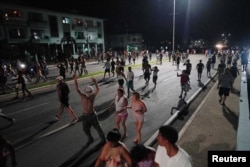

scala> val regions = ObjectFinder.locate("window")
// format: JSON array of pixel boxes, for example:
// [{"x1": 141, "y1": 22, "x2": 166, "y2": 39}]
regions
[
  {"x1": 8, "y1": 28, "x2": 26, "y2": 39},
  {"x1": 132, "y1": 37, "x2": 137, "y2": 42},
  {"x1": 62, "y1": 17, "x2": 70, "y2": 24},
  {"x1": 85, "y1": 20, "x2": 93, "y2": 28},
  {"x1": 73, "y1": 18, "x2": 83, "y2": 27},
  {"x1": 75, "y1": 32, "x2": 84, "y2": 39},
  {"x1": 97, "y1": 21, "x2": 102, "y2": 28},
  {"x1": 31, "y1": 29, "x2": 45, "y2": 39},
  {"x1": 98, "y1": 33, "x2": 102, "y2": 38},
  {"x1": 49, "y1": 15, "x2": 59, "y2": 37},
  {"x1": 28, "y1": 12, "x2": 44, "y2": 22},
  {"x1": 3, "y1": 9, "x2": 23, "y2": 20}
]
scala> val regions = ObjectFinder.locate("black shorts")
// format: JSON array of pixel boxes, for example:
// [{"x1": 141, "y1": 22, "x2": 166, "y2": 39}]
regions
[
  {"x1": 118, "y1": 79, "x2": 124, "y2": 87},
  {"x1": 219, "y1": 87, "x2": 230, "y2": 96},
  {"x1": 60, "y1": 97, "x2": 69, "y2": 107},
  {"x1": 153, "y1": 76, "x2": 158, "y2": 82},
  {"x1": 144, "y1": 73, "x2": 150, "y2": 80},
  {"x1": 105, "y1": 69, "x2": 110, "y2": 73}
]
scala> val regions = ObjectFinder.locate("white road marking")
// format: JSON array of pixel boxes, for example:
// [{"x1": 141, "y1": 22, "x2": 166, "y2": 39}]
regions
[{"x1": 7, "y1": 103, "x2": 49, "y2": 116}]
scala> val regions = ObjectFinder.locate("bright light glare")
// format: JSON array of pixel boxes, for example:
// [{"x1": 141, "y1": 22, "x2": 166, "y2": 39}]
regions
[
  {"x1": 20, "y1": 63, "x2": 26, "y2": 69},
  {"x1": 216, "y1": 44, "x2": 223, "y2": 49}
]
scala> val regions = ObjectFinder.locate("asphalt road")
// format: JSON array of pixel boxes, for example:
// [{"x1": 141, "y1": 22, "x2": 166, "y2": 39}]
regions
[{"x1": 0, "y1": 54, "x2": 219, "y2": 167}]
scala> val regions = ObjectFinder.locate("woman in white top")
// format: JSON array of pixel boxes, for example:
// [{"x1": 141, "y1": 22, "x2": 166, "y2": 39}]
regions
[
  {"x1": 117, "y1": 66, "x2": 127, "y2": 89},
  {"x1": 110, "y1": 88, "x2": 128, "y2": 141},
  {"x1": 127, "y1": 92, "x2": 147, "y2": 144}
]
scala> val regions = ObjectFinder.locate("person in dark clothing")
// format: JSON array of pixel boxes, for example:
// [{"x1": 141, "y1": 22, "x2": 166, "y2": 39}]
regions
[
  {"x1": 15, "y1": 71, "x2": 33, "y2": 100},
  {"x1": 55, "y1": 76, "x2": 78, "y2": 123},
  {"x1": 196, "y1": 60, "x2": 204, "y2": 81},
  {"x1": 0, "y1": 135, "x2": 17, "y2": 167},
  {"x1": 57, "y1": 63, "x2": 66, "y2": 79},
  {"x1": 241, "y1": 50, "x2": 248, "y2": 72},
  {"x1": 229, "y1": 62, "x2": 240, "y2": 91},
  {"x1": 183, "y1": 59, "x2": 192, "y2": 75}
]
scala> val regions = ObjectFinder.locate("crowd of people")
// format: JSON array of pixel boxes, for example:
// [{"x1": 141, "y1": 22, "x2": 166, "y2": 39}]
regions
[{"x1": 1, "y1": 48, "x2": 248, "y2": 167}]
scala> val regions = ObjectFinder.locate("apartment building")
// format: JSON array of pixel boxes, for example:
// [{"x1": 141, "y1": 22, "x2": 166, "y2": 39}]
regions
[
  {"x1": 0, "y1": 2, "x2": 105, "y2": 61},
  {"x1": 106, "y1": 33, "x2": 144, "y2": 52}
]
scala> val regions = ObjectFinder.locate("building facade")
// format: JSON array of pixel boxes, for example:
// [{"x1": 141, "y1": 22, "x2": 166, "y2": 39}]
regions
[
  {"x1": 106, "y1": 34, "x2": 144, "y2": 52},
  {"x1": 0, "y1": 2, "x2": 105, "y2": 61}
]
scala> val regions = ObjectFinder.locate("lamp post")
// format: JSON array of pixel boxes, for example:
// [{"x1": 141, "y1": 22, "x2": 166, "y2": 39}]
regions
[{"x1": 173, "y1": 0, "x2": 176, "y2": 52}]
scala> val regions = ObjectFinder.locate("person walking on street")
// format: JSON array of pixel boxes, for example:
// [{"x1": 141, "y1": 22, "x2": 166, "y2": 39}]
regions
[
  {"x1": 57, "y1": 63, "x2": 66, "y2": 80},
  {"x1": 206, "y1": 58, "x2": 212, "y2": 78},
  {"x1": 94, "y1": 128, "x2": 132, "y2": 167},
  {"x1": 111, "y1": 58, "x2": 116, "y2": 77},
  {"x1": 196, "y1": 60, "x2": 204, "y2": 81},
  {"x1": 143, "y1": 61, "x2": 152, "y2": 85},
  {"x1": 177, "y1": 70, "x2": 190, "y2": 99},
  {"x1": 152, "y1": 66, "x2": 159, "y2": 91},
  {"x1": 211, "y1": 52, "x2": 216, "y2": 69},
  {"x1": 127, "y1": 66, "x2": 135, "y2": 98},
  {"x1": 55, "y1": 76, "x2": 78, "y2": 123},
  {"x1": 155, "y1": 125, "x2": 192, "y2": 167},
  {"x1": 229, "y1": 62, "x2": 240, "y2": 91},
  {"x1": 241, "y1": 50, "x2": 248, "y2": 72},
  {"x1": 217, "y1": 68, "x2": 234, "y2": 105},
  {"x1": 34, "y1": 62, "x2": 47, "y2": 83},
  {"x1": 126, "y1": 92, "x2": 147, "y2": 144},
  {"x1": 117, "y1": 66, "x2": 127, "y2": 89},
  {"x1": 176, "y1": 55, "x2": 180, "y2": 70},
  {"x1": 73, "y1": 74, "x2": 106, "y2": 145},
  {"x1": 103, "y1": 59, "x2": 111, "y2": 79},
  {"x1": 110, "y1": 88, "x2": 128, "y2": 141},
  {"x1": 183, "y1": 59, "x2": 192, "y2": 75},
  {"x1": 217, "y1": 60, "x2": 226, "y2": 79},
  {"x1": 15, "y1": 71, "x2": 33, "y2": 100},
  {"x1": 80, "y1": 58, "x2": 88, "y2": 76}
]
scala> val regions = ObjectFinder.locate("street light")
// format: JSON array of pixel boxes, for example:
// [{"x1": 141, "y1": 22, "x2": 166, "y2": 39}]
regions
[{"x1": 173, "y1": 0, "x2": 176, "y2": 52}]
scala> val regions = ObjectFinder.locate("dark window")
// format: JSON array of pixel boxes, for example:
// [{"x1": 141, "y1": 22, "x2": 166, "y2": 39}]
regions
[
  {"x1": 98, "y1": 33, "x2": 102, "y2": 38},
  {"x1": 49, "y1": 15, "x2": 59, "y2": 37},
  {"x1": 85, "y1": 20, "x2": 93, "y2": 28},
  {"x1": 28, "y1": 12, "x2": 44, "y2": 22},
  {"x1": 97, "y1": 21, "x2": 102, "y2": 28},
  {"x1": 8, "y1": 28, "x2": 26, "y2": 39},
  {"x1": 73, "y1": 18, "x2": 83, "y2": 26},
  {"x1": 75, "y1": 32, "x2": 84, "y2": 39}
]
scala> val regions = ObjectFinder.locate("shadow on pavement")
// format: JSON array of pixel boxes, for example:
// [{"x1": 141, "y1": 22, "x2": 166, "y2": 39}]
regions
[{"x1": 222, "y1": 105, "x2": 238, "y2": 131}]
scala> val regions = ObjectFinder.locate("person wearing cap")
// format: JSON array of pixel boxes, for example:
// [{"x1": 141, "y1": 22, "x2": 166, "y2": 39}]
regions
[
  {"x1": 73, "y1": 74, "x2": 106, "y2": 145},
  {"x1": 154, "y1": 125, "x2": 192, "y2": 167},
  {"x1": 55, "y1": 76, "x2": 78, "y2": 123}
]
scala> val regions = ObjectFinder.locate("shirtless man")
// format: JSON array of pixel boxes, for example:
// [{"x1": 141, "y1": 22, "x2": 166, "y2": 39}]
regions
[{"x1": 73, "y1": 74, "x2": 106, "y2": 145}]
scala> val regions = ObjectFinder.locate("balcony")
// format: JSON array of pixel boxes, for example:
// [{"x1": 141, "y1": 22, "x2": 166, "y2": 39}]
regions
[{"x1": 2, "y1": 17, "x2": 27, "y2": 25}]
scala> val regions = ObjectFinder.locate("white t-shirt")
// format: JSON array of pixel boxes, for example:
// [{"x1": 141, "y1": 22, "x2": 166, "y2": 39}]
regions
[
  {"x1": 155, "y1": 145, "x2": 192, "y2": 167},
  {"x1": 127, "y1": 71, "x2": 134, "y2": 81}
]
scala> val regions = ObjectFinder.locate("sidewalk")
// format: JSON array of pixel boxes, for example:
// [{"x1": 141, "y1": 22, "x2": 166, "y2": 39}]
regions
[{"x1": 178, "y1": 70, "x2": 241, "y2": 166}]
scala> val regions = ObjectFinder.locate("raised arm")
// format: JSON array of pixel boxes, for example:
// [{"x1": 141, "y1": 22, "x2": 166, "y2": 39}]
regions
[
  {"x1": 92, "y1": 77, "x2": 99, "y2": 95},
  {"x1": 73, "y1": 73, "x2": 82, "y2": 95}
]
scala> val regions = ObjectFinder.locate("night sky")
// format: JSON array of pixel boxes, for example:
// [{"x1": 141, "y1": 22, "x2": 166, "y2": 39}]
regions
[{"x1": 4, "y1": 0, "x2": 250, "y2": 48}]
